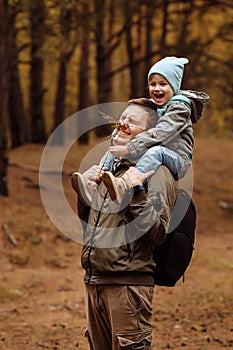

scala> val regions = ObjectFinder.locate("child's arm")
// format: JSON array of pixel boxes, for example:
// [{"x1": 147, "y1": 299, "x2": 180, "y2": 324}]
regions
[
  {"x1": 108, "y1": 145, "x2": 130, "y2": 158},
  {"x1": 127, "y1": 102, "x2": 192, "y2": 159}
]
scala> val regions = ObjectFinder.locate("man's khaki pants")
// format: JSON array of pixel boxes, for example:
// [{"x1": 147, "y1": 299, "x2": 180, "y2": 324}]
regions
[{"x1": 84, "y1": 284, "x2": 154, "y2": 350}]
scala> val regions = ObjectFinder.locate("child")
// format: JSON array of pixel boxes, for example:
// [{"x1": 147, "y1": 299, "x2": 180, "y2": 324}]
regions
[
  {"x1": 72, "y1": 56, "x2": 208, "y2": 204},
  {"x1": 101, "y1": 56, "x2": 209, "y2": 203}
]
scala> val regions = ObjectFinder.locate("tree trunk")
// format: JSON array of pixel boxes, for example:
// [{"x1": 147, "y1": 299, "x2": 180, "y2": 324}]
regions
[
  {"x1": 176, "y1": 0, "x2": 195, "y2": 55},
  {"x1": 124, "y1": 1, "x2": 144, "y2": 99},
  {"x1": 78, "y1": 1, "x2": 90, "y2": 144},
  {"x1": 29, "y1": 0, "x2": 46, "y2": 144},
  {"x1": 52, "y1": 3, "x2": 73, "y2": 144},
  {"x1": 9, "y1": 15, "x2": 30, "y2": 148},
  {"x1": 103, "y1": 0, "x2": 114, "y2": 100},
  {"x1": 53, "y1": 59, "x2": 66, "y2": 128},
  {"x1": 143, "y1": 3, "x2": 153, "y2": 96},
  {"x1": 160, "y1": 0, "x2": 169, "y2": 58},
  {"x1": 94, "y1": 0, "x2": 114, "y2": 137},
  {"x1": 0, "y1": 0, "x2": 10, "y2": 196},
  {"x1": 94, "y1": 0, "x2": 107, "y2": 104}
]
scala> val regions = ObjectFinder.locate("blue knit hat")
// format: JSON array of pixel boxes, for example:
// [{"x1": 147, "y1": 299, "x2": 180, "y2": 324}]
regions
[{"x1": 147, "y1": 56, "x2": 189, "y2": 93}]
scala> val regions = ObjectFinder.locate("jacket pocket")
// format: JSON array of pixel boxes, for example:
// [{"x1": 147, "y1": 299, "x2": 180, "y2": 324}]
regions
[
  {"x1": 125, "y1": 286, "x2": 153, "y2": 316},
  {"x1": 116, "y1": 329, "x2": 152, "y2": 349}
]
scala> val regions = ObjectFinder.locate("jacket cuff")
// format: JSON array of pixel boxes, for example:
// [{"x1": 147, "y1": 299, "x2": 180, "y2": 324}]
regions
[{"x1": 127, "y1": 139, "x2": 147, "y2": 159}]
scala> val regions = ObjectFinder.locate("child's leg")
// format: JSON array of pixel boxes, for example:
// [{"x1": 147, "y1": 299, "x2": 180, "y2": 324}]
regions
[
  {"x1": 99, "y1": 151, "x2": 115, "y2": 171},
  {"x1": 72, "y1": 152, "x2": 115, "y2": 205},
  {"x1": 136, "y1": 146, "x2": 181, "y2": 179},
  {"x1": 71, "y1": 165, "x2": 101, "y2": 206},
  {"x1": 102, "y1": 146, "x2": 181, "y2": 203}
]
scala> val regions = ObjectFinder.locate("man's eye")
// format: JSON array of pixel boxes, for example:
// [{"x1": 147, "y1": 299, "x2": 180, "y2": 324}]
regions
[
  {"x1": 128, "y1": 118, "x2": 134, "y2": 125},
  {"x1": 129, "y1": 122, "x2": 138, "y2": 127}
]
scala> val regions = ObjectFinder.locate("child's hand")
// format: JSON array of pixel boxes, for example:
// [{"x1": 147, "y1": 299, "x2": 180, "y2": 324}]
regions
[
  {"x1": 148, "y1": 128, "x2": 157, "y2": 137},
  {"x1": 108, "y1": 145, "x2": 129, "y2": 157}
]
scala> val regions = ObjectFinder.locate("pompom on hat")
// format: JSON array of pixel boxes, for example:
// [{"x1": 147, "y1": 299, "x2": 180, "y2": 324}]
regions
[{"x1": 147, "y1": 56, "x2": 189, "y2": 93}]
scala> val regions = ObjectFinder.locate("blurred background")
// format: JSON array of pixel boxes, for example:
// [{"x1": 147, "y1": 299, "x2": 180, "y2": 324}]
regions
[{"x1": 0, "y1": 2, "x2": 232, "y2": 349}]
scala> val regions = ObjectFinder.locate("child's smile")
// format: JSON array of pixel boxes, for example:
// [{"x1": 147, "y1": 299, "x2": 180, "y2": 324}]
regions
[
  {"x1": 153, "y1": 92, "x2": 165, "y2": 104},
  {"x1": 148, "y1": 74, "x2": 174, "y2": 106}
]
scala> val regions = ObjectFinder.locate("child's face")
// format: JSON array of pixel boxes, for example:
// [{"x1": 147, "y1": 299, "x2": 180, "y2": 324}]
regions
[{"x1": 148, "y1": 74, "x2": 174, "y2": 106}]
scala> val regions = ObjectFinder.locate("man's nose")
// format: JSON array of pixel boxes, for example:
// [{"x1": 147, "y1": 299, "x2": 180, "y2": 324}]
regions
[
  {"x1": 121, "y1": 116, "x2": 129, "y2": 123},
  {"x1": 117, "y1": 121, "x2": 130, "y2": 134},
  {"x1": 120, "y1": 118, "x2": 129, "y2": 126}
]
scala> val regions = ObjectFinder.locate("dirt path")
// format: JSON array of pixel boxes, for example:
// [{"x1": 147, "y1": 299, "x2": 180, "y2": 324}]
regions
[{"x1": 0, "y1": 139, "x2": 232, "y2": 349}]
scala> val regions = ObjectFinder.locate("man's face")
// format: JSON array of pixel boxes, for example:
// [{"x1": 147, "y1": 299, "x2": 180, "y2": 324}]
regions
[{"x1": 113, "y1": 104, "x2": 150, "y2": 146}]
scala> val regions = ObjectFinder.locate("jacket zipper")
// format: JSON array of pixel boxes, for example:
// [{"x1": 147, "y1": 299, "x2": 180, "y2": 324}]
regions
[
  {"x1": 87, "y1": 191, "x2": 108, "y2": 283},
  {"x1": 86, "y1": 163, "x2": 130, "y2": 283}
]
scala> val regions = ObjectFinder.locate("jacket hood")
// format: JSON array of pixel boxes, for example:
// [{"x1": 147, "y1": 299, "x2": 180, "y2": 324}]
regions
[{"x1": 178, "y1": 90, "x2": 209, "y2": 124}]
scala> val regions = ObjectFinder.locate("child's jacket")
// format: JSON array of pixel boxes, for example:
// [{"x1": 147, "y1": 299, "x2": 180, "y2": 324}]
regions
[{"x1": 127, "y1": 91, "x2": 209, "y2": 179}]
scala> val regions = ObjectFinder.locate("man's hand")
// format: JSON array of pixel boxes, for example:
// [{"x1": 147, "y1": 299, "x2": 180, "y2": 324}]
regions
[
  {"x1": 123, "y1": 167, "x2": 155, "y2": 187},
  {"x1": 108, "y1": 145, "x2": 129, "y2": 158}
]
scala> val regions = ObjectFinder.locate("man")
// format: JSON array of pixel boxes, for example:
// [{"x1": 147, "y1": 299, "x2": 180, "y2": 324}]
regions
[{"x1": 72, "y1": 99, "x2": 177, "y2": 350}]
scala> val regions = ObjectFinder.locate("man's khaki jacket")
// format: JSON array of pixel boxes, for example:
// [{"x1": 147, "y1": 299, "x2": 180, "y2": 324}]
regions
[{"x1": 78, "y1": 161, "x2": 177, "y2": 286}]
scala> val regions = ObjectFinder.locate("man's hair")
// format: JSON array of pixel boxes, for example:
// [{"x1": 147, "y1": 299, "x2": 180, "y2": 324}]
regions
[{"x1": 128, "y1": 98, "x2": 158, "y2": 129}]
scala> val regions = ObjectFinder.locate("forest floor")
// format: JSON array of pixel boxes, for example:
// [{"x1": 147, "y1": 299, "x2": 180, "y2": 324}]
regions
[{"x1": 0, "y1": 138, "x2": 232, "y2": 350}]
